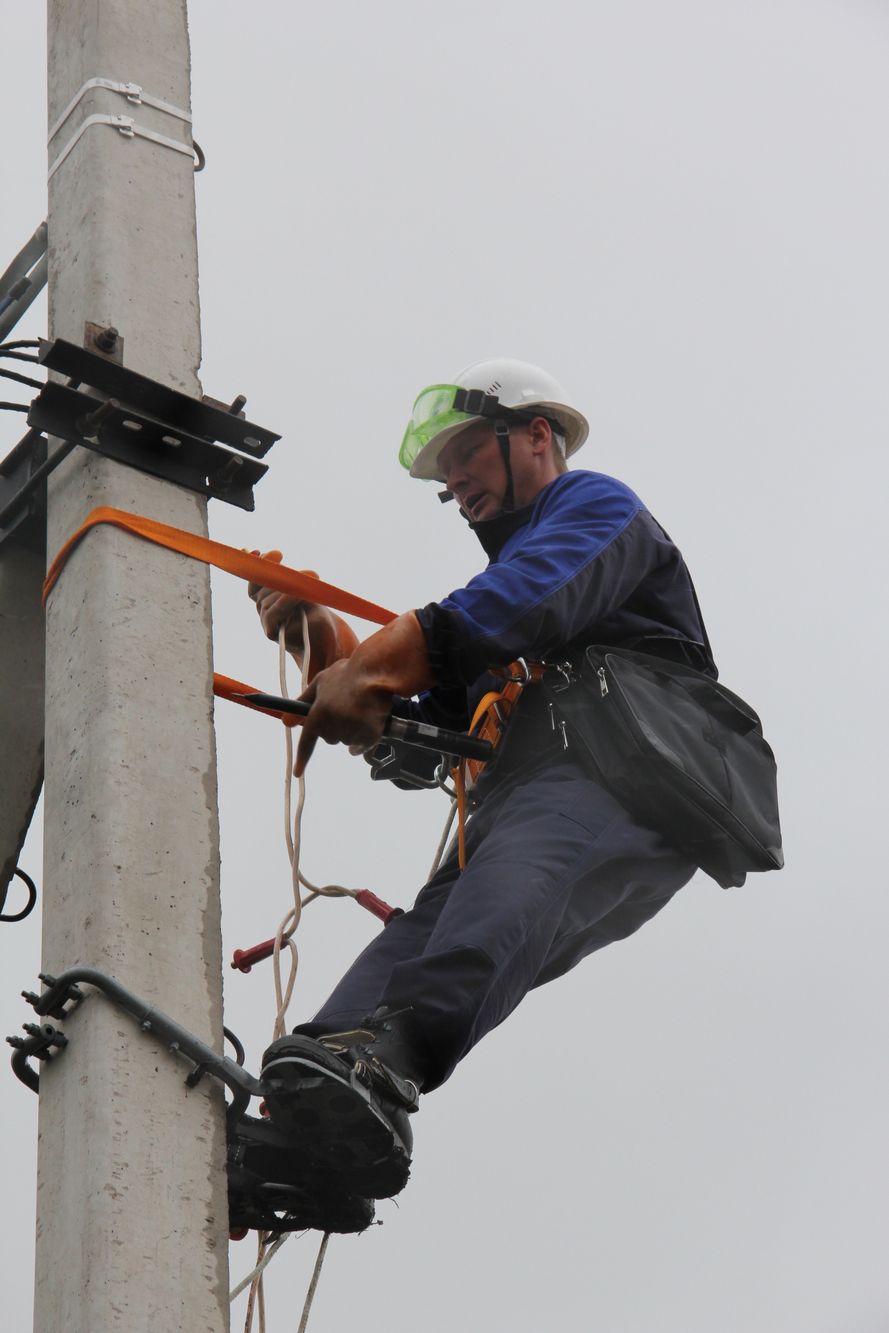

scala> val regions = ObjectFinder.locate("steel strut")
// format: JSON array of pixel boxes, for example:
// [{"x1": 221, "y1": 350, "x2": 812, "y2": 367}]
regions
[{"x1": 8, "y1": 967, "x2": 262, "y2": 1126}]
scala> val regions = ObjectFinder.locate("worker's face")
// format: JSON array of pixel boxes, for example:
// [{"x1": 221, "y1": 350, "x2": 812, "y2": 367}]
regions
[
  {"x1": 438, "y1": 418, "x2": 555, "y2": 520},
  {"x1": 438, "y1": 424, "x2": 509, "y2": 521}
]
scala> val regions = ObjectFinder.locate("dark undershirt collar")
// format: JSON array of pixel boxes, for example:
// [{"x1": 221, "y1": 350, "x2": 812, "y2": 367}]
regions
[{"x1": 463, "y1": 502, "x2": 535, "y2": 560}]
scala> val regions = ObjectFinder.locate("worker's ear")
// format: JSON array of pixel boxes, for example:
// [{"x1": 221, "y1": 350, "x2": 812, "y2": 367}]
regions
[{"x1": 527, "y1": 416, "x2": 554, "y2": 456}]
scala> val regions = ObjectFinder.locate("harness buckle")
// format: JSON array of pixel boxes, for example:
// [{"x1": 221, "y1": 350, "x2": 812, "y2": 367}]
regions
[
  {"x1": 549, "y1": 660, "x2": 578, "y2": 693},
  {"x1": 509, "y1": 657, "x2": 532, "y2": 685}
]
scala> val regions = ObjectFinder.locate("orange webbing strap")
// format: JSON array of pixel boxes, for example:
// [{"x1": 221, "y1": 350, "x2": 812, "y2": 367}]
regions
[
  {"x1": 455, "y1": 762, "x2": 468, "y2": 869},
  {"x1": 453, "y1": 687, "x2": 512, "y2": 869},
  {"x1": 42, "y1": 505, "x2": 397, "y2": 625},
  {"x1": 213, "y1": 673, "x2": 300, "y2": 727}
]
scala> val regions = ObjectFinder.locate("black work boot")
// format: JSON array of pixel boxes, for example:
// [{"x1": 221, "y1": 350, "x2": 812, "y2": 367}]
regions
[
  {"x1": 260, "y1": 1007, "x2": 428, "y2": 1200},
  {"x1": 227, "y1": 1111, "x2": 375, "y2": 1236}
]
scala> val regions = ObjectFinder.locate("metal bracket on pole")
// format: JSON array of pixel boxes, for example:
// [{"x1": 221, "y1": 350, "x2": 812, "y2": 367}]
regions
[
  {"x1": 0, "y1": 333, "x2": 280, "y2": 545},
  {"x1": 38, "y1": 337, "x2": 276, "y2": 455}
]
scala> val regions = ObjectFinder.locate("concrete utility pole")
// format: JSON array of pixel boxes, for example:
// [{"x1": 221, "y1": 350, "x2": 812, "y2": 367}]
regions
[{"x1": 35, "y1": 3, "x2": 230, "y2": 1329}]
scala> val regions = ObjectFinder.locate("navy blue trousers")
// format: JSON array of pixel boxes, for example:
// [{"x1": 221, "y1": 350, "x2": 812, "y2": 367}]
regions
[{"x1": 301, "y1": 759, "x2": 696, "y2": 1090}]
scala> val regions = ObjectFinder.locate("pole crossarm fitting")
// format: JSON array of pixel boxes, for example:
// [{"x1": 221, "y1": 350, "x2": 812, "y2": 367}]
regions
[
  {"x1": 7, "y1": 1020, "x2": 68, "y2": 1094},
  {"x1": 0, "y1": 334, "x2": 279, "y2": 545}
]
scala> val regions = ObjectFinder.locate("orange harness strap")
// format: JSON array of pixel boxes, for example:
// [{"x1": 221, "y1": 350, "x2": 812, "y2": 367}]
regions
[
  {"x1": 213, "y1": 673, "x2": 300, "y2": 726},
  {"x1": 42, "y1": 505, "x2": 397, "y2": 625}
]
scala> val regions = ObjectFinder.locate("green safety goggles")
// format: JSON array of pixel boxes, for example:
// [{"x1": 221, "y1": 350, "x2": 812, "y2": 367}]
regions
[{"x1": 399, "y1": 384, "x2": 519, "y2": 473}]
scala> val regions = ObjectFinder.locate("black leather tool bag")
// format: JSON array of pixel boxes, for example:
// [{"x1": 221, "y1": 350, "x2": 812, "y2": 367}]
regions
[{"x1": 544, "y1": 646, "x2": 783, "y2": 888}]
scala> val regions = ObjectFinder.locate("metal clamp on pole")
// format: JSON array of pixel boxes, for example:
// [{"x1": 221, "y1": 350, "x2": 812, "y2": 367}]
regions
[
  {"x1": 48, "y1": 76, "x2": 199, "y2": 181},
  {"x1": 7, "y1": 1022, "x2": 68, "y2": 1094},
  {"x1": 49, "y1": 113, "x2": 200, "y2": 180}
]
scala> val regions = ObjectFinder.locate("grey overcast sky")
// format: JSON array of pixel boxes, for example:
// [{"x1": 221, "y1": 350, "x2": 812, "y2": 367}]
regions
[{"x1": 2, "y1": 1, "x2": 888, "y2": 1329}]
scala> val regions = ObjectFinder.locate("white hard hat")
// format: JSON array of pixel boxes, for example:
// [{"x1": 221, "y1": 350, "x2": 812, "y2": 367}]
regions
[{"x1": 399, "y1": 358, "x2": 590, "y2": 482}]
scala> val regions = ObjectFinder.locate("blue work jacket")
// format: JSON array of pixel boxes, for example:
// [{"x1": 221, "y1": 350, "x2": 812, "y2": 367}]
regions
[{"x1": 388, "y1": 468, "x2": 715, "y2": 787}]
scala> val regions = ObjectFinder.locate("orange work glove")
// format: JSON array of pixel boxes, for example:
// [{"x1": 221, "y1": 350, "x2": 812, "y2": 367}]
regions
[
  {"x1": 295, "y1": 611, "x2": 434, "y2": 776},
  {"x1": 247, "y1": 551, "x2": 359, "y2": 681}
]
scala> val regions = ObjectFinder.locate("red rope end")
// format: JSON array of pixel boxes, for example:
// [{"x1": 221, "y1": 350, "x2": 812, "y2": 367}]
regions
[
  {"x1": 231, "y1": 938, "x2": 276, "y2": 973},
  {"x1": 354, "y1": 889, "x2": 403, "y2": 925}
]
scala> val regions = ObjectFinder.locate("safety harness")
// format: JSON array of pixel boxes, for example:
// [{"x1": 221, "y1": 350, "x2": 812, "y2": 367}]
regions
[{"x1": 451, "y1": 658, "x2": 545, "y2": 866}]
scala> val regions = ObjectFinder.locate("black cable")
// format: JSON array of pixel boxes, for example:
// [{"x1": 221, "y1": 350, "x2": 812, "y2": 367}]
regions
[
  {"x1": 0, "y1": 350, "x2": 40, "y2": 363},
  {"x1": 0, "y1": 402, "x2": 28, "y2": 412},
  {"x1": 0, "y1": 867, "x2": 38, "y2": 923},
  {"x1": 0, "y1": 366, "x2": 43, "y2": 390},
  {"x1": 223, "y1": 1026, "x2": 246, "y2": 1066},
  {"x1": 0, "y1": 340, "x2": 41, "y2": 351}
]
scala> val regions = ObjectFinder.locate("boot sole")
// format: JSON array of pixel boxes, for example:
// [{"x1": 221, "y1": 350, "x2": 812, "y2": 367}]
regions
[
  {"x1": 261, "y1": 1054, "x2": 411, "y2": 1199},
  {"x1": 228, "y1": 1113, "x2": 375, "y2": 1234}
]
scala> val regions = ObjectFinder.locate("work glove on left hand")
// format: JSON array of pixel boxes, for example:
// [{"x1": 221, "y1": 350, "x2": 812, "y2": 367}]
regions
[
  {"x1": 295, "y1": 611, "x2": 434, "y2": 776},
  {"x1": 247, "y1": 551, "x2": 359, "y2": 680}
]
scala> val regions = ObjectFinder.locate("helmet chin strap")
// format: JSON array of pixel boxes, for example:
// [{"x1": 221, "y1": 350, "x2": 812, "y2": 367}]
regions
[
  {"x1": 437, "y1": 417, "x2": 516, "y2": 512},
  {"x1": 494, "y1": 419, "x2": 515, "y2": 513}
]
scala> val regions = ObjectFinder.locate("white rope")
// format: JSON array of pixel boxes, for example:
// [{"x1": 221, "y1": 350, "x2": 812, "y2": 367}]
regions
[
  {"x1": 297, "y1": 1234, "x2": 331, "y2": 1333},
  {"x1": 232, "y1": 603, "x2": 452, "y2": 1328},
  {"x1": 269, "y1": 617, "x2": 309, "y2": 1040},
  {"x1": 239, "y1": 623, "x2": 314, "y2": 1332},
  {"x1": 240, "y1": 616, "x2": 341, "y2": 1331},
  {"x1": 229, "y1": 1233, "x2": 290, "y2": 1303},
  {"x1": 428, "y1": 798, "x2": 458, "y2": 881}
]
